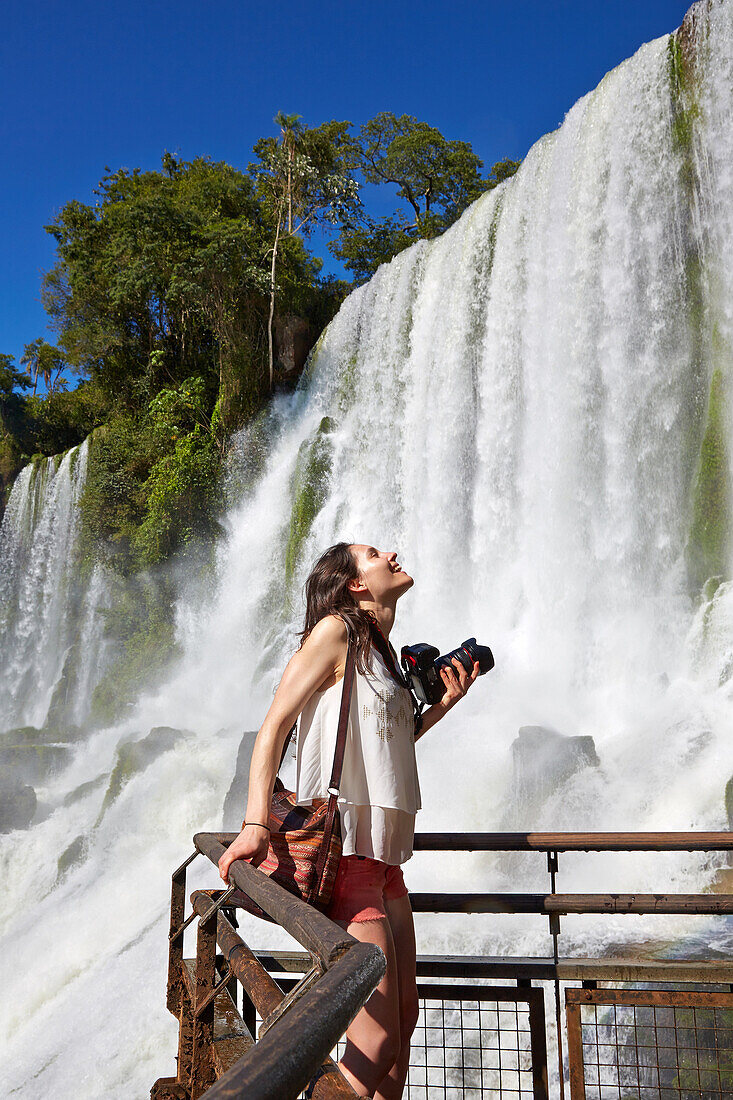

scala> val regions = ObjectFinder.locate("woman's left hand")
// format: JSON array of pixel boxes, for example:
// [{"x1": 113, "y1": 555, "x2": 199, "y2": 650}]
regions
[{"x1": 438, "y1": 657, "x2": 480, "y2": 711}]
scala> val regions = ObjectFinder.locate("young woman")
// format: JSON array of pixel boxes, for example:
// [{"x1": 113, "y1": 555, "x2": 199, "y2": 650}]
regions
[{"x1": 218, "y1": 542, "x2": 479, "y2": 1099}]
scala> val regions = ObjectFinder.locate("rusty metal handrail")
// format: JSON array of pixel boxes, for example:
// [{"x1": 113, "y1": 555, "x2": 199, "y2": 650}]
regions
[
  {"x1": 153, "y1": 833, "x2": 386, "y2": 1100},
  {"x1": 412, "y1": 830, "x2": 733, "y2": 851},
  {"x1": 193, "y1": 833, "x2": 385, "y2": 1098},
  {"x1": 193, "y1": 833, "x2": 359, "y2": 968},
  {"x1": 212, "y1": 829, "x2": 733, "y2": 852},
  {"x1": 191, "y1": 890, "x2": 382, "y2": 1100},
  {"x1": 408, "y1": 892, "x2": 733, "y2": 913},
  {"x1": 155, "y1": 830, "x2": 733, "y2": 1100}
]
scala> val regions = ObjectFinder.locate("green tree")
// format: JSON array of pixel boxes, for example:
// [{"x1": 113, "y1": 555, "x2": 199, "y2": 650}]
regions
[
  {"x1": 0, "y1": 354, "x2": 33, "y2": 452},
  {"x1": 44, "y1": 158, "x2": 260, "y2": 417},
  {"x1": 252, "y1": 116, "x2": 360, "y2": 389},
  {"x1": 333, "y1": 113, "x2": 521, "y2": 281},
  {"x1": 0, "y1": 354, "x2": 31, "y2": 396},
  {"x1": 0, "y1": 356, "x2": 32, "y2": 507},
  {"x1": 331, "y1": 216, "x2": 415, "y2": 285},
  {"x1": 21, "y1": 338, "x2": 68, "y2": 395},
  {"x1": 356, "y1": 112, "x2": 487, "y2": 230}
]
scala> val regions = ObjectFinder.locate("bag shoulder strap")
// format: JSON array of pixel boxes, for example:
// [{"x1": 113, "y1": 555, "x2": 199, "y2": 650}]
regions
[
  {"x1": 314, "y1": 631, "x2": 356, "y2": 893},
  {"x1": 327, "y1": 631, "x2": 356, "y2": 794},
  {"x1": 277, "y1": 627, "x2": 357, "y2": 772}
]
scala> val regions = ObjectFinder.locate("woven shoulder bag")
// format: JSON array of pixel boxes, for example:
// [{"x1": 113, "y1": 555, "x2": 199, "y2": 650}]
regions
[{"x1": 230, "y1": 634, "x2": 356, "y2": 921}]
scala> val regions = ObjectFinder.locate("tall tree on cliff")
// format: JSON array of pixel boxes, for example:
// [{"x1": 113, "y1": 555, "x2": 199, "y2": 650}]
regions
[
  {"x1": 41, "y1": 155, "x2": 311, "y2": 425},
  {"x1": 20, "y1": 339, "x2": 68, "y2": 395},
  {"x1": 333, "y1": 112, "x2": 521, "y2": 282},
  {"x1": 0, "y1": 355, "x2": 32, "y2": 452},
  {"x1": 253, "y1": 114, "x2": 359, "y2": 390}
]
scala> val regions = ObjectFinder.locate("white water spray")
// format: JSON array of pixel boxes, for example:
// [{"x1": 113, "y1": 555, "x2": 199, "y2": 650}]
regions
[{"x1": 0, "y1": 439, "x2": 112, "y2": 730}]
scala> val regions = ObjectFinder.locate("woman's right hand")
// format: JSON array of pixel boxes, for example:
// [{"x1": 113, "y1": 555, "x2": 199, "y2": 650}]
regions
[{"x1": 218, "y1": 824, "x2": 270, "y2": 885}]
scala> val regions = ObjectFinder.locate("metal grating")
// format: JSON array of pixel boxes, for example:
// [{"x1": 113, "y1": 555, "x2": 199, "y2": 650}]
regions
[
  {"x1": 566, "y1": 988, "x2": 733, "y2": 1100},
  {"x1": 404, "y1": 984, "x2": 545, "y2": 1098},
  {"x1": 291, "y1": 982, "x2": 547, "y2": 1099}
]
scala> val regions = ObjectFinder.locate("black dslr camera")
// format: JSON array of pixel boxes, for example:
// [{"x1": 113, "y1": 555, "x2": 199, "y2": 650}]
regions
[{"x1": 400, "y1": 637, "x2": 495, "y2": 706}]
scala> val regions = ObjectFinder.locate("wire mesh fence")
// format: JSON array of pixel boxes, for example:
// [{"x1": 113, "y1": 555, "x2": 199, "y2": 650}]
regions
[
  {"x1": 283, "y1": 980, "x2": 547, "y2": 1099},
  {"x1": 403, "y1": 984, "x2": 544, "y2": 1098},
  {"x1": 566, "y1": 988, "x2": 733, "y2": 1100}
]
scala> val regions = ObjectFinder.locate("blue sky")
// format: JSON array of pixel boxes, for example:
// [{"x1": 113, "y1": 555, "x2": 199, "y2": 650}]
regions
[{"x1": 2, "y1": 0, "x2": 691, "y2": 368}]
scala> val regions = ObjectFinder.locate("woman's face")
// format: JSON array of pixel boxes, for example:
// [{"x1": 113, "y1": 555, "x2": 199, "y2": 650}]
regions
[{"x1": 349, "y1": 545, "x2": 414, "y2": 603}]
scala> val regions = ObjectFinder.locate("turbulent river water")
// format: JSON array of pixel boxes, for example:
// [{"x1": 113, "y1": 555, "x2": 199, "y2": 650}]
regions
[{"x1": 1, "y1": 2, "x2": 733, "y2": 1095}]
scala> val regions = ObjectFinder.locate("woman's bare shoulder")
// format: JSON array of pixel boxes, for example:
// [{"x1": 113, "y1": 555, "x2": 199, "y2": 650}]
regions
[{"x1": 305, "y1": 614, "x2": 348, "y2": 647}]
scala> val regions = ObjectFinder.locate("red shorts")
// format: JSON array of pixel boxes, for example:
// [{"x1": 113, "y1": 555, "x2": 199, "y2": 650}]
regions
[{"x1": 326, "y1": 854, "x2": 409, "y2": 924}]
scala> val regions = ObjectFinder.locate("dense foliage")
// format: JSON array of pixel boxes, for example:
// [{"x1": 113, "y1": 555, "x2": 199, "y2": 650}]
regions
[
  {"x1": 0, "y1": 115, "x2": 520, "y2": 564},
  {"x1": 331, "y1": 113, "x2": 521, "y2": 282}
]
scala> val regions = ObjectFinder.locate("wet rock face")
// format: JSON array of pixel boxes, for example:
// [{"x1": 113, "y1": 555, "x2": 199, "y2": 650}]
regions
[
  {"x1": 62, "y1": 773, "x2": 107, "y2": 808},
  {"x1": 273, "y1": 314, "x2": 316, "y2": 380},
  {"x1": 99, "y1": 726, "x2": 189, "y2": 815},
  {"x1": 0, "y1": 725, "x2": 84, "y2": 787},
  {"x1": 222, "y1": 731, "x2": 259, "y2": 830},
  {"x1": 725, "y1": 777, "x2": 733, "y2": 831},
  {"x1": 0, "y1": 743, "x2": 71, "y2": 785},
  {"x1": 57, "y1": 834, "x2": 86, "y2": 880},
  {"x1": 0, "y1": 776, "x2": 37, "y2": 832},
  {"x1": 511, "y1": 725, "x2": 600, "y2": 806}
]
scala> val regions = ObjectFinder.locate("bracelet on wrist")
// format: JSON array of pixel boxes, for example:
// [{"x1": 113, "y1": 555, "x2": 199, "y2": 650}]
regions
[{"x1": 244, "y1": 821, "x2": 270, "y2": 831}]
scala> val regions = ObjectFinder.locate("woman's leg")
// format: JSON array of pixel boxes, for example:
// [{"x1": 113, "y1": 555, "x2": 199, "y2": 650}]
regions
[
  {"x1": 374, "y1": 893, "x2": 419, "y2": 1100},
  {"x1": 335, "y1": 916, "x2": 401, "y2": 1097}
]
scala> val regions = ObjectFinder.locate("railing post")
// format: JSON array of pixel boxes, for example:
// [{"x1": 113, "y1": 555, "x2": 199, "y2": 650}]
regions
[
  {"x1": 168, "y1": 852, "x2": 197, "y2": 1016},
  {"x1": 190, "y1": 902, "x2": 217, "y2": 1098},
  {"x1": 175, "y1": 994, "x2": 194, "y2": 1098},
  {"x1": 242, "y1": 990, "x2": 257, "y2": 1041},
  {"x1": 528, "y1": 988, "x2": 549, "y2": 1100},
  {"x1": 547, "y1": 850, "x2": 566, "y2": 1100}
]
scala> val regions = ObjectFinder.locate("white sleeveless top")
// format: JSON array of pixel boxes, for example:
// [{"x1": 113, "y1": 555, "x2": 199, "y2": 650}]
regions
[{"x1": 295, "y1": 646, "x2": 421, "y2": 864}]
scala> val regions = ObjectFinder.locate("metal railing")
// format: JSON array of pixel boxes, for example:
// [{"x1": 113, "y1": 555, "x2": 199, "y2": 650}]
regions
[
  {"x1": 151, "y1": 831, "x2": 733, "y2": 1099},
  {"x1": 151, "y1": 831, "x2": 385, "y2": 1099}
]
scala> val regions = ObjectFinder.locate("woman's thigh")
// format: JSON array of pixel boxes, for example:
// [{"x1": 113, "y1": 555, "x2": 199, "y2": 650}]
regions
[
  {"x1": 340, "y1": 916, "x2": 401, "y2": 1037},
  {"x1": 384, "y1": 893, "x2": 419, "y2": 1038},
  {"x1": 336, "y1": 916, "x2": 402, "y2": 1087}
]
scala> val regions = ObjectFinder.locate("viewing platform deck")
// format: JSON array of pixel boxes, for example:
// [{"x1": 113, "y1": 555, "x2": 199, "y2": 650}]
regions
[{"x1": 151, "y1": 831, "x2": 733, "y2": 1100}]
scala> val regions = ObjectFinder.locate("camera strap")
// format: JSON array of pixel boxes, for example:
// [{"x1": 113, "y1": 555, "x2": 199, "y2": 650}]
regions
[{"x1": 369, "y1": 619, "x2": 425, "y2": 736}]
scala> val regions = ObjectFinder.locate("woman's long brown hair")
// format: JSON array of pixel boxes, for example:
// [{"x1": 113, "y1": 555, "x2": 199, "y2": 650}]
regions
[{"x1": 299, "y1": 542, "x2": 376, "y2": 673}]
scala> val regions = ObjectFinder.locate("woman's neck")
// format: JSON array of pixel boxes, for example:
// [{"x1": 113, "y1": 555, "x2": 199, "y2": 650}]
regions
[{"x1": 360, "y1": 601, "x2": 395, "y2": 638}]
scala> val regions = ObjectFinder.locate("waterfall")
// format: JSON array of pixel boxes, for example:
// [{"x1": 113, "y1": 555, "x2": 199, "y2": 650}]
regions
[
  {"x1": 0, "y1": 3, "x2": 732, "y2": 1095},
  {"x1": 0, "y1": 439, "x2": 112, "y2": 731}
]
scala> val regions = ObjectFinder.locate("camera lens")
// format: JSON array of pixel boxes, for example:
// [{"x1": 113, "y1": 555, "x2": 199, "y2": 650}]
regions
[{"x1": 461, "y1": 638, "x2": 495, "y2": 675}]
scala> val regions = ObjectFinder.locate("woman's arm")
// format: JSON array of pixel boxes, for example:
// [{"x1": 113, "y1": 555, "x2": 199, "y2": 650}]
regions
[
  {"x1": 218, "y1": 615, "x2": 348, "y2": 884},
  {"x1": 414, "y1": 657, "x2": 480, "y2": 740}
]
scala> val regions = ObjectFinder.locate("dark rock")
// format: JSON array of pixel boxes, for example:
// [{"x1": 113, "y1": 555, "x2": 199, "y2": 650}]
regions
[
  {"x1": 511, "y1": 725, "x2": 600, "y2": 805},
  {"x1": 0, "y1": 744, "x2": 71, "y2": 785},
  {"x1": 222, "y1": 731, "x2": 259, "y2": 830},
  {"x1": 99, "y1": 726, "x2": 189, "y2": 816},
  {"x1": 0, "y1": 777, "x2": 37, "y2": 832},
  {"x1": 31, "y1": 800, "x2": 53, "y2": 826},
  {"x1": 45, "y1": 653, "x2": 82, "y2": 731},
  {"x1": 62, "y1": 773, "x2": 109, "y2": 808},
  {"x1": 274, "y1": 314, "x2": 316, "y2": 379},
  {"x1": 57, "y1": 834, "x2": 86, "y2": 879},
  {"x1": 725, "y1": 777, "x2": 733, "y2": 831},
  {"x1": 1, "y1": 725, "x2": 82, "y2": 745}
]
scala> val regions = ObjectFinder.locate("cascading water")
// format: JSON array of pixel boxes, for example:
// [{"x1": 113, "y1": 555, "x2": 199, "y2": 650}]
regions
[
  {"x1": 0, "y1": 439, "x2": 111, "y2": 731},
  {"x1": 1, "y1": 3, "x2": 732, "y2": 1095}
]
